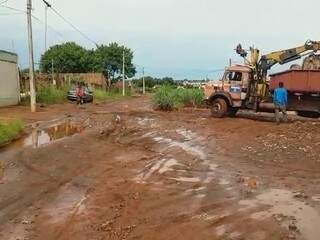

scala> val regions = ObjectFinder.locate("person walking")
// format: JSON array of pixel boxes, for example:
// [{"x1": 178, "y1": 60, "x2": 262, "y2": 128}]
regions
[
  {"x1": 76, "y1": 82, "x2": 85, "y2": 105},
  {"x1": 273, "y1": 82, "x2": 288, "y2": 124}
]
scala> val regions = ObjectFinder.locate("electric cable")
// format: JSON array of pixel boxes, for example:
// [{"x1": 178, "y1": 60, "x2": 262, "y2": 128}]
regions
[{"x1": 49, "y1": 5, "x2": 98, "y2": 46}]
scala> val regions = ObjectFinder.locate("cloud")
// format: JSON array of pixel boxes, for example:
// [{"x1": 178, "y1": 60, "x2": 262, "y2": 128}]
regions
[{"x1": 1, "y1": 0, "x2": 320, "y2": 79}]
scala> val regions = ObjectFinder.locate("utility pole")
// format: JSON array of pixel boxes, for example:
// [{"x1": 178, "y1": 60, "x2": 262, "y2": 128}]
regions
[
  {"x1": 27, "y1": 0, "x2": 36, "y2": 112},
  {"x1": 142, "y1": 67, "x2": 145, "y2": 95},
  {"x1": 42, "y1": 0, "x2": 51, "y2": 51},
  {"x1": 11, "y1": 40, "x2": 15, "y2": 52},
  {"x1": 122, "y1": 51, "x2": 125, "y2": 96},
  {"x1": 44, "y1": 5, "x2": 48, "y2": 51},
  {"x1": 51, "y1": 59, "x2": 56, "y2": 86}
]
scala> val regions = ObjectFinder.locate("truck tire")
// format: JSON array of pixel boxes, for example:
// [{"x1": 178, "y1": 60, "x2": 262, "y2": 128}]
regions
[
  {"x1": 211, "y1": 98, "x2": 228, "y2": 118},
  {"x1": 297, "y1": 111, "x2": 320, "y2": 118},
  {"x1": 228, "y1": 107, "x2": 239, "y2": 117}
]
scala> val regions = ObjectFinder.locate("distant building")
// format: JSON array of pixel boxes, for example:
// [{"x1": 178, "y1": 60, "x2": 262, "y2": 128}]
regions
[{"x1": 0, "y1": 50, "x2": 20, "y2": 107}]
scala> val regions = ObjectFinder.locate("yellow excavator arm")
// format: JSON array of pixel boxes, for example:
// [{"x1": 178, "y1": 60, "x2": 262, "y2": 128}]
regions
[
  {"x1": 261, "y1": 40, "x2": 320, "y2": 68},
  {"x1": 235, "y1": 40, "x2": 320, "y2": 100}
]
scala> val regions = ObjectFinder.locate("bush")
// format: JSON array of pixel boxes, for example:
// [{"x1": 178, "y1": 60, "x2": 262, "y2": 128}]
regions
[
  {"x1": 0, "y1": 119, "x2": 24, "y2": 145},
  {"x1": 153, "y1": 86, "x2": 204, "y2": 111},
  {"x1": 37, "y1": 85, "x2": 67, "y2": 104},
  {"x1": 174, "y1": 88, "x2": 204, "y2": 107},
  {"x1": 93, "y1": 88, "x2": 130, "y2": 102},
  {"x1": 152, "y1": 86, "x2": 176, "y2": 111}
]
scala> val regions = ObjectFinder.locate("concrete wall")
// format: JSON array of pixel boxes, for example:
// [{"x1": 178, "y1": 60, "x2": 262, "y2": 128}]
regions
[{"x1": 0, "y1": 51, "x2": 20, "y2": 107}]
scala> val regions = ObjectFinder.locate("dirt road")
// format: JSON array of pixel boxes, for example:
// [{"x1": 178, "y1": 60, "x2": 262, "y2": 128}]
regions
[{"x1": 1, "y1": 96, "x2": 320, "y2": 240}]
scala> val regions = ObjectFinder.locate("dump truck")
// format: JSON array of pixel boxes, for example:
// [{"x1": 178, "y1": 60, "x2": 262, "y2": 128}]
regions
[{"x1": 204, "y1": 40, "x2": 320, "y2": 118}]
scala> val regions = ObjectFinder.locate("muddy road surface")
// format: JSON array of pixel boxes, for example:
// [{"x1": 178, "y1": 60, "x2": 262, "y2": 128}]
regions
[{"x1": 1, "y1": 96, "x2": 320, "y2": 240}]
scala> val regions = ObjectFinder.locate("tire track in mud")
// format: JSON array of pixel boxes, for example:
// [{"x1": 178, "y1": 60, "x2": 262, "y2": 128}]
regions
[{"x1": 125, "y1": 113, "x2": 320, "y2": 240}]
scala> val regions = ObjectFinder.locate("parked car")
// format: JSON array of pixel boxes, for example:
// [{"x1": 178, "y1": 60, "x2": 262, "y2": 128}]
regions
[{"x1": 67, "y1": 85, "x2": 94, "y2": 103}]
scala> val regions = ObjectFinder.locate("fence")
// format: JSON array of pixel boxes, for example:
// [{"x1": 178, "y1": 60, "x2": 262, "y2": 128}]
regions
[{"x1": 21, "y1": 72, "x2": 107, "y2": 92}]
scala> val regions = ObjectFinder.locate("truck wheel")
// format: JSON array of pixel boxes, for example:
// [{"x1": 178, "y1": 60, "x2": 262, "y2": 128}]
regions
[
  {"x1": 211, "y1": 98, "x2": 228, "y2": 118},
  {"x1": 228, "y1": 107, "x2": 239, "y2": 118},
  {"x1": 297, "y1": 111, "x2": 320, "y2": 118}
]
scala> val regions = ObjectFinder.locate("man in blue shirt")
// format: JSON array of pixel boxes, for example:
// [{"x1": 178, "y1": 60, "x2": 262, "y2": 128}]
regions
[{"x1": 273, "y1": 82, "x2": 288, "y2": 124}]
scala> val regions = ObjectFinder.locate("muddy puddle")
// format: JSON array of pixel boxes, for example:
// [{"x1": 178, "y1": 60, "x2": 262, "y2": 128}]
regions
[
  {"x1": 24, "y1": 121, "x2": 84, "y2": 148},
  {"x1": 240, "y1": 189, "x2": 320, "y2": 240},
  {"x1": 1, "y1": 120, "x2": 84, "y2": 152}
]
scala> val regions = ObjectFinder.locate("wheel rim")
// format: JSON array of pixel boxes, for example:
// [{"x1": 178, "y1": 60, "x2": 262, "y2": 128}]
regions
[{"x1": 212, "y1": 103, "x2": 221, "y2": 113}]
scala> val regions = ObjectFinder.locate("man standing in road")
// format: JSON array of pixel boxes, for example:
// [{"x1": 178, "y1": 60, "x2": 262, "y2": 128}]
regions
[
  {"x1": 76, "y1": 82, "x2": 85, "y2": 105},
  {"x1": 273, "y1": 82, "x2": 288, "y2": 124}
]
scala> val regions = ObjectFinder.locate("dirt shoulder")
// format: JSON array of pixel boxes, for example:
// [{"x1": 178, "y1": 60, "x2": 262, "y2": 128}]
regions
[{"x1": 0, "y1": 97, "x2": 320, "y2": 240}]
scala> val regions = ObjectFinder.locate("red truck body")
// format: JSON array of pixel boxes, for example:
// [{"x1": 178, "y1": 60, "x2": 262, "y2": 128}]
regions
[
  {"x1": 268, "y1": 70, "x2": 320, "y2": 117},
  {"x1": 270, "y1": 70, "x2": 320, "y2": 93}
]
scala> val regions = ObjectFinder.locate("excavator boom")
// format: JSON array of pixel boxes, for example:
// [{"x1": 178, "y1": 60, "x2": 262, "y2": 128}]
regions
[{"x1": 261, "y1": 40, "x2": 320, "y2": 70}]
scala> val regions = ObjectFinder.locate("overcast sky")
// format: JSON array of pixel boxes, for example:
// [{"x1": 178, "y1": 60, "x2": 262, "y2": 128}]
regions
[{"x1": 1, "y1": 0, "x2": 320, "y2": 79}]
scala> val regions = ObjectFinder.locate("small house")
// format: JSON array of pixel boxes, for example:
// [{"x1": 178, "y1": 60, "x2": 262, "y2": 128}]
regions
[{"x1": 0, "y1": 50, "x2": 20, "y2": 107}]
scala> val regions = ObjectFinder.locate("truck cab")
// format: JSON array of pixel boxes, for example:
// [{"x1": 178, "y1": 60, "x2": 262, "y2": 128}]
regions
[{"x1": 204, "y1": 65, "x2": 253, "y2": 117}]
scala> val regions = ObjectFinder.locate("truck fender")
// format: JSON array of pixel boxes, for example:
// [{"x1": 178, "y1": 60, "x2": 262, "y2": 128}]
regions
[{"x1": 208, "y1": 92, "x2": 233, "y2": 107}]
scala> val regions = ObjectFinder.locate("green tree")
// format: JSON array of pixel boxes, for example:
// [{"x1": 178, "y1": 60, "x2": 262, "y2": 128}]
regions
[
  {"x1": 95, "y1": 42, "x2": 136, "y2": 80},
  {"x1": 40, "y1": 42, "x2": 91, "y2": 73},
  {"x1": 161, "y1": 77, "x2": 176, "y2": 86}
]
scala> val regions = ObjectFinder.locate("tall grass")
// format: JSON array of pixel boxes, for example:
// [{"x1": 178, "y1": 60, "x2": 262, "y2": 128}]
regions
[
  {"x1": 37, "y1": 85, "x2": 68, "y2": 104},
  {"x1": 153, "y1": 86, "x2": 204, "y2": 111},
  {"x1": 0, "y1": 119, "x2": 24, "y2": 146},
  {"x1": 94, "y1": 88, "x2": 131, "y2": 102}
]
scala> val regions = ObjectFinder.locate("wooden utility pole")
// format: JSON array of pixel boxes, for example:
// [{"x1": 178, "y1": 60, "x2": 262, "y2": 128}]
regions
[
  {"x1": 142, "y1": 67, "x2": 145, "y2": 95},
  {"x1": 51, "y1": 59, "x2": 56, "y2": 85},
  {"x1": 27, "y1": 0, "x2": 36, "y2": 112},
  {"x1": 122, "y1": 51, "x2": 125, "y2": 96},
  {"x1": 45, "y1": 5, "x2": 48, "y2": 51},
  {"x1": 43, "y1": 0, "x2": 51, "y2": 51}
]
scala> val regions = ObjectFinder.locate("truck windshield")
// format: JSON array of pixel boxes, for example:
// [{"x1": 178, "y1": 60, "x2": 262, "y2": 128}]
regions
[{"x1": 226, "y1": 71, "x2": 242, "y2": 81}]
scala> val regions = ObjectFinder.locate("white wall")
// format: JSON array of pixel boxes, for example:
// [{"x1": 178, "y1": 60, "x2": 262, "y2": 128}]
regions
[{"x1": 0, "y1": 52, "x2": 19, "y2": 107}]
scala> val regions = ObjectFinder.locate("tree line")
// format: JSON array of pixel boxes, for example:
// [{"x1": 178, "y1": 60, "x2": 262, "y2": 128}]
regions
[
  {"x1": 132, "y1": 76, "x2": 177, "y2": 89},
  {"x1": 40, "y1": 42, "x2": 136, "y2": 80}
]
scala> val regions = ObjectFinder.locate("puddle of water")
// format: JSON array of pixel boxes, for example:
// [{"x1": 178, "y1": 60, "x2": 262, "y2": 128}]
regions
[
  {"x1": 176, "y1": 128, "x2": 197, "y2": 141},
  {"x1": 153, "y1": 136, "x2": 206, "y2": 160},
  {"x1": 240, "y1": 189, "x2": 320, "y2": 240},
  {"x1": 311, "y1": 195, "x2": 320, "y2": 202},
  {"x1": 196, "y1": 194, "x2": 206, "y2": 199},
  {"x1": 229, "y1": 231, "x2": 242, "y2": 238},
  {"x1": 185, "y1": 186, "x2": 207, "y2": 193},
  {"x1": 135, "y1": 158, "x2": 181, "y2": 183},
  {"x1": 158, "y1": 159, "x2": 179, "y2": 174},
  {"x1": 41, "y1": 183, "x2": 86, "y2": 224},
  {"x1": 170, "y1": 177, "x2": 201, "y2": 183},
  {"x1": 24, "y1": 121, "x2": 84, "y2": 148},
  {"x1": 215, "y1": 224, "x2": 228, "y2": 236},
  {"x1": 219, "y1": 179, "x2": 230, "y2": 186},
  {"x1": 136, "y1": 117, "x2": 155, "y2": 126}
]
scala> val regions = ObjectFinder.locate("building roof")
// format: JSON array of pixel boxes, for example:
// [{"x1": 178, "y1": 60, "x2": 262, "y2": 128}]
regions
[{"x1": 0, "y1": 50, "x2": 18, "y2": 64}]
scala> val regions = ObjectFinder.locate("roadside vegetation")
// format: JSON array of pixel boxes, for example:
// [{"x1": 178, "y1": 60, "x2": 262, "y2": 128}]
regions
[
  {"x1": 36, "y1": 85, "x2": 68, "y2": 104},
  {"x1": 153, "y1": 86, "x2": 204, "y2": 111},
  {"x1": 0, "y1": 119, "x2": 23, "y2": 146},
  {"x1": 93, "y1": 88, "x2": 131, "y2": 101}
]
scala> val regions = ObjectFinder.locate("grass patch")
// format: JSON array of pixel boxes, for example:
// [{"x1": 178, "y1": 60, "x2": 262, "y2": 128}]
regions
[
  {"x1": 153, "y1": 86, "x2": 204, "y2": 111},
  {"x1": 0, "y1": 119, "x2": 24, "y2": 146},
  {"x1": 93, "y1": 88, "x2": 131, "y2": 102},
  {"x1": 37, "y1": 85, "x2": 68, "y2": 104}
]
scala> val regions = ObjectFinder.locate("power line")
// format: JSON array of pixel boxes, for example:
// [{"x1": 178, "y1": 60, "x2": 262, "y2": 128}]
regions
[
  {"x1": 31, "y1": 14, "x2": 64, "y2": 40},
  {"x1": 0, "y1": 12, "x2": 23, "y2": 16},
  {"x1": 48, "y1": 4, "x2": 98, "y2": 46},
  {"x1": 0, "y1": 5, "x2": 25, "y2": 13},
  {"x1": 0, "y1": 0, "x2": 9, "y2": 6}
]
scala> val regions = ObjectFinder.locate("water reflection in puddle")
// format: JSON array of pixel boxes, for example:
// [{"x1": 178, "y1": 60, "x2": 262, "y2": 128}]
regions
[
  {"x1": 240, "y1": 189, "x2": 320, "y2": 240},
  {"x1": 25, "y1": 120, "x2": 84, "y2": 148}
]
